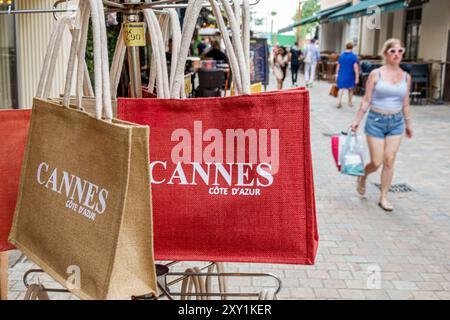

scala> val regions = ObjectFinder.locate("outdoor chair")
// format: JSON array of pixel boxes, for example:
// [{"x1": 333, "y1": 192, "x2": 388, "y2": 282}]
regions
[
  {"x1": 409, "y1": 64, "x2": 429, "y2": 105},
  {"x1": 195, "y1": 69, "x2": 225, "y2": 97}
]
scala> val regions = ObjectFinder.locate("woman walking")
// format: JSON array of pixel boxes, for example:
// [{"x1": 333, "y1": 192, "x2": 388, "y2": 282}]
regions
[
  {"x1": 350, "y1": 39, "x2": 413, "y2": 211},
  {"x1": 273, "y1": 46, "x2": 289, "y2": 90},
  {"x1": 336, "y1": 42, "x2": 359, "y2": 108}
]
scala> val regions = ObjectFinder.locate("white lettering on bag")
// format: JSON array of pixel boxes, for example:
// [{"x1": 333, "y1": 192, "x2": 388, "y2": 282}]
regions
[
  {"x1": 36, "y1": 162, "x2": 109, "y2": 221},
  {"x1": 150, "y1": 121, "x2": 280, "y2": 197}
]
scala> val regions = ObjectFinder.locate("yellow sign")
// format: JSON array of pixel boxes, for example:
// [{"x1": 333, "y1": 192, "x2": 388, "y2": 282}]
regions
[
  {"x1": 123, "y1": 22, "x2": 145, "y2": 47},
  {"x1": 184, "y1": 74, "x2": 193, "y2": 97}
]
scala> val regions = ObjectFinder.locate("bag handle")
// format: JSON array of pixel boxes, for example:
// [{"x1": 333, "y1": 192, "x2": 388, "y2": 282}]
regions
[
  {"x1": 35, "y1": 15, "x2": 71, "y2": 99},
  {"x1": 242, "y1": 0, "x2": 250, "y2": 71},
  {"x1": 171, "y1": 0, "x2": 251, "y2": 97},
  {"x1": 208, "y1": 0, "x2": 243, "y2": 95},
  {"x1": 75, "y1": 0, "x2": 113, "y2": 120},
  {"x1": 110, "y1": 26, "x2": 126, "y2": 100},
  {"x1": 170, "y1": 0, "x2": 204, "y2": 98},
  {"x1": 36, "y1": 6, "x2": 94, "y2": 102},
  {"x1": 144, "y1": 9, "x2": 170, "y2": 98},
  {"x1": 216, "y1": 0, "x2": 250, "y2": 94}
]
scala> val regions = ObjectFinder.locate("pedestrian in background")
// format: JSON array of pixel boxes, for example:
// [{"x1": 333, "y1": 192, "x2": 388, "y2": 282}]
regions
[
  {"x1": 336, "y1": 41, "x2": 360, "y2": 108},
  {"x1": 273, "y1": 46, "x2": 289, "y2": 90},
  {"x1": 289, "y1": 43, "x2": 303, "y2": 87},
  {"x1": 350, "y1": 38, "x2": 413, "y2": 212},
  {"x1": 303, "y1": 38, "x2": 321, "y2": 88}
]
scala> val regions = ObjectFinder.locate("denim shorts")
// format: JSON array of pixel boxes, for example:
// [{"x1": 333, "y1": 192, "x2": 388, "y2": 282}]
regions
[{"x1": 364, "y1": 110, "x2": 404, "y2": 139}]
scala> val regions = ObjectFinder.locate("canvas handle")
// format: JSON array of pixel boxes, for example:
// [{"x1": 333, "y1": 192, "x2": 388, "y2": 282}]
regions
[
  {"x1": 217, "y1": 0, "x2": 250, "y2": 94},
  {"x1": 144, "y1": 9, "x2": 170, "y2": 98},
  {"x1": 36, "y1": 15, "x2": 72, "y2": 99},
  {"x1": 180, "y1": 267, "x2": 207, "y2": 300},
  {"x1": 110, "y1": 26, "x2": 126, "y2": 100},
  {"x1": 205, "y1": 262, "x2": 228, "y2": 300},
  {"x1": 170, "y1": 0, "x2": 204, "y2": 98},
  {"x1": 242, "y1": 0, "x2": 250, "y2": 71},
  {"x1": 36, "y1": 3, "x2": 94, "y2": 102},
  {"x1": 171, "y1": 0, "x2": 250, "y2": 97},
  {"x1": 208, "y1": 0, "x2": 243, "y2": 95},
  {"x1": 146, "y1": 9, "x2": 184, "y2": 98},
  {"x1": 75, "y1": 0, "x2": 113, "y2": 120}
]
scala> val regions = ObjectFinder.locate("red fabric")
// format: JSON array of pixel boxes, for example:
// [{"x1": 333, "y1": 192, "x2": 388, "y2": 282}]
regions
[
  {"x1": 0, "y1": 109, "x2": 31, "y2": 252},
  {"x1": 118, "y1": 89, "x2": 318, "y2": 264},
  {"x1": 127, "y1": 85, "x2": 157, "y2": 98},
  {"x1": 331, "y1": 135, "x2": 341, "y2": 171}
]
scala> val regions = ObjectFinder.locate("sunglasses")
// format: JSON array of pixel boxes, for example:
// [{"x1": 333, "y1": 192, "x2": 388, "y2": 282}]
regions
[{"x1": 387, "y1": 48, "x2": 405, "y2": 55}]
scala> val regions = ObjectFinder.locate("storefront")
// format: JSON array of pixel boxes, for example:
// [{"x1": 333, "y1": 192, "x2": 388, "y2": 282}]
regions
[
  {"x1": 280, "y1": 0, "x2": 450, "y2": 102},
  {"x1": 0, "y1": 0, "x2": 72, "y2": 109},
  {"x1": 0, "y1": 9, "x2": 18, "y2": 109}
]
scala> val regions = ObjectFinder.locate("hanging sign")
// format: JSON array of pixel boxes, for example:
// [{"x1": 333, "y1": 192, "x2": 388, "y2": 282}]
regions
[{"x1": 123, "y1": 22, "x2": 146, "y2": 47}]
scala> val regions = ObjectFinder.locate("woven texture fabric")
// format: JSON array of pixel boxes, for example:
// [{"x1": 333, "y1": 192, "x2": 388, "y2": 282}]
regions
[
  {"x1": 0, "y1": 110, "x2": 31, "y2": 252},
  {"x1": 118, "y1": 88, "x2": 318, "y2": 264},
  {"x1": 9, "y1": 99, "x2": 157, "y2": 300}
]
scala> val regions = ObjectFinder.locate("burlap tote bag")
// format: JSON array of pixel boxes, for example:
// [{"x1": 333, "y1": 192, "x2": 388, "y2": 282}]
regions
[{"x1": 9, "y1": 0, "x2": 157, "y2": 300}]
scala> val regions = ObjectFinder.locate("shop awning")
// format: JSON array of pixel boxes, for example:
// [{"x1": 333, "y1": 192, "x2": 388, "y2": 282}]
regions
[
  {"x1": 328, "y1": 0, "x2": 408, "y2": 22},
  {"x1": 277, "y1": 3, "x2": 351, "y2": 34}
]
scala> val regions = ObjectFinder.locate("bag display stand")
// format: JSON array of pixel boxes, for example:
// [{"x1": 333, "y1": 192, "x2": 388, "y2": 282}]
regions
[
  {"x1": 22, "y1": 261, "x2": 281, "y2": 300},
  {"x1": 8, "y1": 0, "x2": 311, "y2": 301}
]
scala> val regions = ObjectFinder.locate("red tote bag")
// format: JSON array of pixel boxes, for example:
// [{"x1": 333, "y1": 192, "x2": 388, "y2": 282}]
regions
[
  {"x1": 0, "y1": 109, "x2": 31, "y2": 252},
  {"x1": 118, "y1": 89, "x2": 318, "y2": 264}
]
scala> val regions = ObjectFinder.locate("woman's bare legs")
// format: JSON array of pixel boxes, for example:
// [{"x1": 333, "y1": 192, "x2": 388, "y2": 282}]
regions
[
  {"x1": 358, "y1": 135, "x2": 384, "y2": 195},
  {"x1": 380, "y1": 135, "x2": 402, "y2": 205},
  {"x1": 337, "y1": 89, "x2": 344, "y2": 108},
  {"x1": 348, "y1": 89, "x2": 354, "y2": 107},
  {"x1": 277, "y1": 79, "x2": 282, "y2": 90}
]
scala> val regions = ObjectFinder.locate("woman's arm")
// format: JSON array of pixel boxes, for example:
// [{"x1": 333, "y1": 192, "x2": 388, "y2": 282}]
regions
[
  {"x1": 403, "y1": 74, "x2": 413, "y2": 138},
  {"x1": 335, "y1": 63, "x2": 340, "y2": 81},
  {"x1": 351, "y1": 69, "x2": 376, "y2": 131},
  {"x1": 353, "y1": 62, "x2": 359, "y2": 84}
]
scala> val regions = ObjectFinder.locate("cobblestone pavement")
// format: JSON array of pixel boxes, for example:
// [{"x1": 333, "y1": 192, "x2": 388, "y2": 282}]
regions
[{"x1": 7, "y1": 71, "x2": 450, "y2": 300}]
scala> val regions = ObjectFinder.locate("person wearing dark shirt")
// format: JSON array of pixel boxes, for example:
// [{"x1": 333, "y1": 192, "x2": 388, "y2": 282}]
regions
[
  {"x1": 204, "y1": 41, "x2": 228, "y2": 63},
  {"x1": 166, "y1": 39, "x2": 173, "y2": 72},
  {"x1": 197, "y1": 39, "x2": 207, "y2": 56},
  {"x1": 289, "y1": 44, "x2": 303, "y2": 86}
]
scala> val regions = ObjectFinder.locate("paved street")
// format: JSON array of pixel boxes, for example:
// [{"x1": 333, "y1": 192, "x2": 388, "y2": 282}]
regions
[{"x1": 7, "y1": 71, "x2": 450, "y2": 300}]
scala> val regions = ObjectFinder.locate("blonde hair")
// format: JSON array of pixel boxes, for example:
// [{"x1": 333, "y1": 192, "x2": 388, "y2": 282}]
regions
[
  {"x1": 379, "y1": 38, "x2": 402, "y2": 64},
  {"x1": 346, "y1": 41, "x2": 354, "y2": 50}
]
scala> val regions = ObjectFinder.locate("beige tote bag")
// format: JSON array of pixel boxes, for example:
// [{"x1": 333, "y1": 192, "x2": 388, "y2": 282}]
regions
[{"x1": 9, "y1": 0, "x2": 157, "y2": 300}]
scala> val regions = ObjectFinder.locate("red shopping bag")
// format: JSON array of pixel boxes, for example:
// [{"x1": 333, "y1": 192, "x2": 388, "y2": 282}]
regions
[
  {"x1": 0, "y1": 109, "x2": 31, "y2": 252},
  {"x1": 331, "y1": 135, "x2": 341, "y2": 171},
  {"x1": 118, "y1": 89, "x2": 318, "y2": 264}
]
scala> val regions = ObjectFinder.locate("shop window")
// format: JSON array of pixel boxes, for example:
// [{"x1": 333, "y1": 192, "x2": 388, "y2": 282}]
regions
[
  {"x1": 404, "y1": 6, "x2": 422, "y2": 60},
  {"x1": 0, "y1": 14, "x2": 18, "y2": 109}
]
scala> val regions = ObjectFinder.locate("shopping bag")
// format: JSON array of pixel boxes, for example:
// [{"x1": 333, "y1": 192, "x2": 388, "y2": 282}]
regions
[
  {"x1": 331, "y1": 134, "x2": 341, "y2": 171},
  {"x1": 118, "y1": 88, "x2": 318, "y2": 264},
  {"x1": 340, "y1": 131, "x2": 365, "y2": 176},
  {"x1": 9, "y1": 0, "x2": 157, "y2": 300},
  {"x1": 0, "y1": 110, "x2": 31, "y2": 252},
  {"x1": 329, "y1": 84, "x2": 339, "y2": 98}
]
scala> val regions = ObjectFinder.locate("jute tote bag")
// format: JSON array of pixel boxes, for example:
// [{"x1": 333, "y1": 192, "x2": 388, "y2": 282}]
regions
[
  {"x1": 9, "y1": 0, "x2": 157, "y2": 300},
  {"x1": 118, "y1": 0, "x2": 318, "y2": 264},
  {"x1": 1, "y1": 13, "x2": 93, "y2": 253}
]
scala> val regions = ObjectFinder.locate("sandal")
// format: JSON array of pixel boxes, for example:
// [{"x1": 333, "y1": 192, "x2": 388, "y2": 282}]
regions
[
  {"x1": 357, "y1": 176, "x2": 366, "y2": 196},
  {"x1": 378, "y1": 199, "x2": 394, "y2": 212}
]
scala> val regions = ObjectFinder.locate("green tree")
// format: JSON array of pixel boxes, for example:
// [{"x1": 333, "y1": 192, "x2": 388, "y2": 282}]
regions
[{"x1": 294, "y1": 0, "x2": 320, "y2": 41}]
